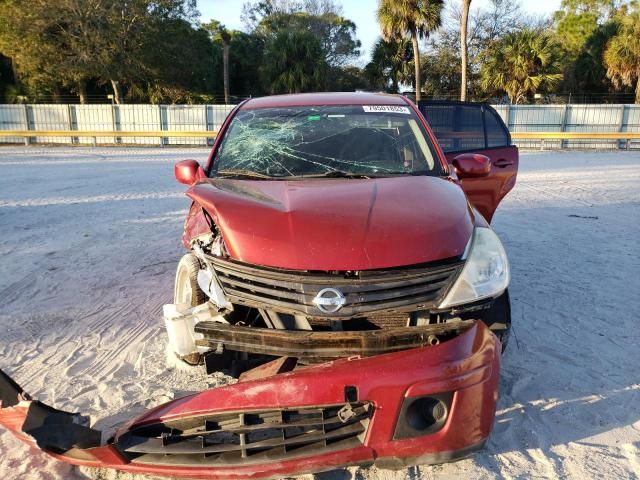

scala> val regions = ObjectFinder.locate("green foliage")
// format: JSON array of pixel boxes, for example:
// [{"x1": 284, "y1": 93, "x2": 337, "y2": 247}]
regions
[
  {"x1": 226, "y1": 32, "x2": 267, "y2": 97},
  {"x1": 261, "y1": 29, "x2": 326, "y2": 93},
  {"x1": 257, "y1": 11, "x2": 361, "y2": 66},
  {"x1": 365, "y1": 38, "x2": 413, "y2": 92},
  {"x1": 0, "y1": 0, "x2": 202, "y2": 103},
  {"x1": 565, "y1": 21, "x2": 619, "y2": 94},
  {"x1": 552, "y1": 0, "x2": 618, "y2": 83},
  {"x1": 326, "y1": 66, "x2": 371, "y2": 91},
  {"x1": 480, "y1": 28, "x2": 564, "y2": 103},
  {"x1": 377, "y1": 0, "x2": 444, "y2": 42},
  {"x1": 421, "y1": 47, "x2": 462, "y2": 98},
  {"x1": 552, "y1": 0, "x2": 636, "y2": 98},
  {"x1": 1, "y1": 0, "x2": 629, "y2": 104},
  {"x1": 553, "y1": 2, "x2": 607, "y2": 56},
  {"x1": 417, "y1": 0, "x2": 530, "y2": 100},
  {"x1": 133, "y1": 21, "x2": 217, "y2": 103},
  {"x1": 377, "y1": 0, "x2": 444, "y2": 100},
  {"x1": 250, "y1": 0, "x2": 362, "y2": 94},
  {"x1": 604, "y1": 4, "x2": 640, "y2": 102}
]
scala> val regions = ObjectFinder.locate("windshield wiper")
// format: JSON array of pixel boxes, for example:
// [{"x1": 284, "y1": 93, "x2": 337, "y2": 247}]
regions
[
  {"x1": 301, "y1": 170, "x2": 373, "y2": 179},
  {"x1": 385, "y1": 170, "x2": 431, "y2": 176},
  {"x1": 215, "y1": 169, "x2": 274, "y2": 179}
]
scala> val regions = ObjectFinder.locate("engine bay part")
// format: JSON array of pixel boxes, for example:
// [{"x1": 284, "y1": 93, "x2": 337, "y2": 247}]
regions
[
  {"x1": 164, "y1": 303, "x2": 228, "y2": 359},
  {"x1": 193, "y1": 319, "x2": 474, "y2": 362},
  {"x1": 192, "y1": 242, "x2": 233, "y2": 313}
]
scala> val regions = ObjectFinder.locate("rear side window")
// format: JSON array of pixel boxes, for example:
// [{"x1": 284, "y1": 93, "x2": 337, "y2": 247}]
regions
[
  {"x1": 485, "y1": 109, "x2": 509, "y2": 148},
  {"x1": 419, "y1": 102, "x2": 510, "y2": 153},
  {"x1": 457, "y1": 106, "x2": 485, "y2": 151}
]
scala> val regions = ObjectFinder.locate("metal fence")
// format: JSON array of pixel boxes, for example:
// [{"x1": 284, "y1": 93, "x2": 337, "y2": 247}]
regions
[
  {"x1": 0, "y1": 104, "x2": 235, "y2": 145},
  {"x1": 0, "y1": 103, "x2": 639, "y2": 149},
  {"x1": 493, "y1": 104, "x2": 640, "y2": 149}
]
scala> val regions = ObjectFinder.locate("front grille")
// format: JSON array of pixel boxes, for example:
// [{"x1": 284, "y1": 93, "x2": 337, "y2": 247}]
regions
[
  {"x1": 116, "y1": 402, "x2": 372, "y2": 466},
  {"x1": 207, "y1": 255, "x2": 463, "y2": 319}
]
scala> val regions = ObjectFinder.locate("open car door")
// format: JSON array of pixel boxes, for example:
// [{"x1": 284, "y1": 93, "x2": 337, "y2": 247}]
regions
[{"x1": 419, "y1": 101, "x2": 518, "y2": 223}]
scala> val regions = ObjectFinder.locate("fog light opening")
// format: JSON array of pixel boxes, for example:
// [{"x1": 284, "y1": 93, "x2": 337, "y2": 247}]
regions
[{"x1": 406, "y1": 397, "x2": 448, "y2": 431}]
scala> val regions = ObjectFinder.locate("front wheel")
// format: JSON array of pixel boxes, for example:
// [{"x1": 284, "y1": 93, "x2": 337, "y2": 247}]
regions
[
  {"x1": 485, "y1": 289, "x2": 511, "y2": 353},
  {"x1": 173, "y1": 253, "x2": 207, "y2": 365},
  {"x1": 174, "y1": 253, "x2": 206, "y2": 307}
]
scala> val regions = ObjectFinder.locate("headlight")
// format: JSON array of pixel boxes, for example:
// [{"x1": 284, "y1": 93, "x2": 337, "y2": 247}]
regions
[{"x1": 438, "y1": 227, "x2": 510, "y2": 309}]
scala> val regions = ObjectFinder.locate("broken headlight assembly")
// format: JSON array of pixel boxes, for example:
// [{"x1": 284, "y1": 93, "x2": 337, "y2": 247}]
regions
[{"x1": 438, "y1": 227, "x2": 510, "y2": 309}]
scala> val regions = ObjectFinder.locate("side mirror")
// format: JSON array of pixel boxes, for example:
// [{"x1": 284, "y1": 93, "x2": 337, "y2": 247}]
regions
[
  {"x1": 175, "y1": 159, "x2": 202, "y2": 185},
  {"x1": 452, "y1": 153, "x2": 491, "y2": 179}
]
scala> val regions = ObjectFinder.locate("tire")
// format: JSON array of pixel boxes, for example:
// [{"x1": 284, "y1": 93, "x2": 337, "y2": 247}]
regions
[
  {"x1": 174, "y1": 253, "x2": 207, "y2": 307},
  {"x1": 173, "y1": 253, "x2": 207, "y2": 366},
  {"x1": 485, "y1": 289, "x2": 511, "y2": 353}
]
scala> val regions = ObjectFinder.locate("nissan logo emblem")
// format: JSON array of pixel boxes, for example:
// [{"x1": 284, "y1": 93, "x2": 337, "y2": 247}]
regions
[{"x1": 312, "y1": 288, "x2": 346, "y2": 313}]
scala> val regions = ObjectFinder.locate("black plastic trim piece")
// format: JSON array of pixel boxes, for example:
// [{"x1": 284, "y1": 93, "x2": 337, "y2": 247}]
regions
[{"x1": 393, "y1": 392, "x2": 454, "y2": 440}]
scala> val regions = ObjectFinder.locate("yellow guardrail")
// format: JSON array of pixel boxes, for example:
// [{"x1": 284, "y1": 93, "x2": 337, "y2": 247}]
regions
[
  {"x1": 511, "y1": 132, "x2": 640, "y2": 140},
  {"x1": 0, "y1": 130, "x2": 638, "y2": 149},
  {"x1": 0, "y1": 130, "x2": 638, "y2": 139},
  {"x1": 0, "y1": 130, "x2": 217, "y2": 138}
]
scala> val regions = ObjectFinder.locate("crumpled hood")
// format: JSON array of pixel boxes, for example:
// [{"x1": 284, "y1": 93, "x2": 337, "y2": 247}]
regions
[{"x1": 187, "y1": 176, "x2": 474, "y2": 271}]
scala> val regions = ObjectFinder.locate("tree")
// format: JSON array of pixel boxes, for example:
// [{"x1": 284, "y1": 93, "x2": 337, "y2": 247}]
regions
[
  {"x1": 377, "y1": 0, "x2": 444, "y2": 102},
  {"x1": 327, "y1": 65, "x2": 371, "y2": 91},
  {"x1": 553, "y1": 0, "x2": 619, "y2": 57},
  {"x1": 260, "y1": 29, "x2": 326, "y2": 93},
  {"x1": 473, "y1": 0, "x2": 530, "y2": 44},
  {"x1": 131, "y1": 21, "x2": 217, "y2": 104},
  {"x1": 421, "y1": 0, "x2": 533, "y2": 100},
  {"x1": 460, "y1": 0, "x2": 471, "y2": 100},
  {"x1": 565, "y1": 21, "x2": 619, "y2": 97},
  {"x1": 0, "y1": 0, "x2": 85, "y2": 102},
  {"x1": 552, "y1": 0, "x2": 623, "y2": 96},
  {"x1": 480, "y1": 28, "x2": 564, "y2": 103},
  {"x1": 604, "y1": 7, "x2": 640, "y2": 102},
  {"x1": 204, "y1": 21, "x2": 232, "y2": 103},
  {"x1": 365, "y1": 38, "x2": 413, "y2": 92},
  {"x1": 255, "y1": 10, "x2": 361, "y2": 67},
  {"x1": 245, "y1": 0, "x2": 362, "y2": 94},
  {"x1": 0, "y1": 0, "x2": 199, "y2": 104},
  {"x1": 226, "y1": 32, "x2": 266, "y2": 98},
  {"x1": 421, "y1": 44, "x2": 462, "y2": 98}
]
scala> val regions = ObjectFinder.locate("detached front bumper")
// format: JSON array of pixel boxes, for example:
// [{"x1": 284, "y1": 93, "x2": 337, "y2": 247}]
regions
[{"x1": 0, "y1": 321, "x2": 500, "y2": 479}]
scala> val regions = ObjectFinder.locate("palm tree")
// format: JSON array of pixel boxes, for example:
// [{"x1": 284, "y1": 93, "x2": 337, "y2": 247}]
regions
[
  {"x1": 480, "y1": 29, "x2": 563, "y2": 104},
  {"x1": 365, "y1": 38, "x2": 413, "y2": 92},
  {"x1": 261, "y1": 30, "x2": 326, "y2": 94},
  {"x1": 377, "y1": 0, "x2": 444, "y2": 102},
  {"x1": 218, "y1": 26, "x2": 231, "y2": 104},
  {"x1": 203, "y1": 20, "x2": 232, "y2": 104},
  {"x1": 604, "y1": 9, "x2": 640, "y2": 103},
  {"x1": 460, "y1": 0, "x2": 471, "y2": 101}
]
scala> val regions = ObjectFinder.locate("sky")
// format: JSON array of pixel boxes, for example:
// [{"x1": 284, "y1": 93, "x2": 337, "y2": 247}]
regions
[{"x1": 198, "y1": 0, "x2": 563, "y2": 63}]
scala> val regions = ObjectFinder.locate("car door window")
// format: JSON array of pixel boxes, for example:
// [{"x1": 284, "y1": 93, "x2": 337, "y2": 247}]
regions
[
  {"x1": 485, "y1": 110, "x2": 509, "y2": 148},
  {"x1": 419, "y1": 104, "x2": 455, "y2": 152},
  {"x1": 419, "y1": 104, "x2": 484, "y2": 153},
  {"x1": 456, "y1": 106, "x2": 485, "y2": 152}
]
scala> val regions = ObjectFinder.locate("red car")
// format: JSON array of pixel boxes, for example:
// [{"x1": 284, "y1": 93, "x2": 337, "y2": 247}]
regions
[{"x1": 0, "y1": 93, "x2": 518, "y2": 479}]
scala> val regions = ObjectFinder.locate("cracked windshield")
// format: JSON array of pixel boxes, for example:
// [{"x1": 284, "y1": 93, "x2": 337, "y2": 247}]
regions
[{"x1": 212, "y1": 105, "x2": 440, "y2": 178}]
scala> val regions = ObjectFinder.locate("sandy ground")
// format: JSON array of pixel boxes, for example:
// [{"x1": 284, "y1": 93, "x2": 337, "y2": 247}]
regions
[{"x1": 0, "y1": 147, "x2": 638, "y2": 480}]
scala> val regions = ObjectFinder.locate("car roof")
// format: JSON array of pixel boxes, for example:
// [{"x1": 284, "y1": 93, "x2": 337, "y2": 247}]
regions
[{"x1": 241, "y1": 92, "x2": 410, "y2": 110}]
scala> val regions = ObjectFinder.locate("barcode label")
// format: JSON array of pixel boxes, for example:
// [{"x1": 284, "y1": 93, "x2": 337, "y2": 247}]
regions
[{"x1": 362, "y1": 105, "x2": 411, "y2": 114}]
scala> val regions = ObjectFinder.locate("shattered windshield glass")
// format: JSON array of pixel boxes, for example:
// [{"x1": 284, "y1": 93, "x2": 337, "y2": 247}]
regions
[{"x1": 211, "y1": 105, "x2": 442, "y2": 178}]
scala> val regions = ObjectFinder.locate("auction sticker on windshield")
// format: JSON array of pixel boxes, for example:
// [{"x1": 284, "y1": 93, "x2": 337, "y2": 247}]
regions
[{"x1": 362, "y1": 105, "x2": 411, "y2": 114}]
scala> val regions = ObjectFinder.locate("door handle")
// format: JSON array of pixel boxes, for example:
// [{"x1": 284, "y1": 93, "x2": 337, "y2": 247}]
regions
[{"x1": 493, "y1": 159, "x2": 514, "y2": 168}]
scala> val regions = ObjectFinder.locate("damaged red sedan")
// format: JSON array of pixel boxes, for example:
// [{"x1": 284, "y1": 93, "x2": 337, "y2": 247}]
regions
[{"x1": 0, "y1": 93, "x2": 518, "y2": 479}]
